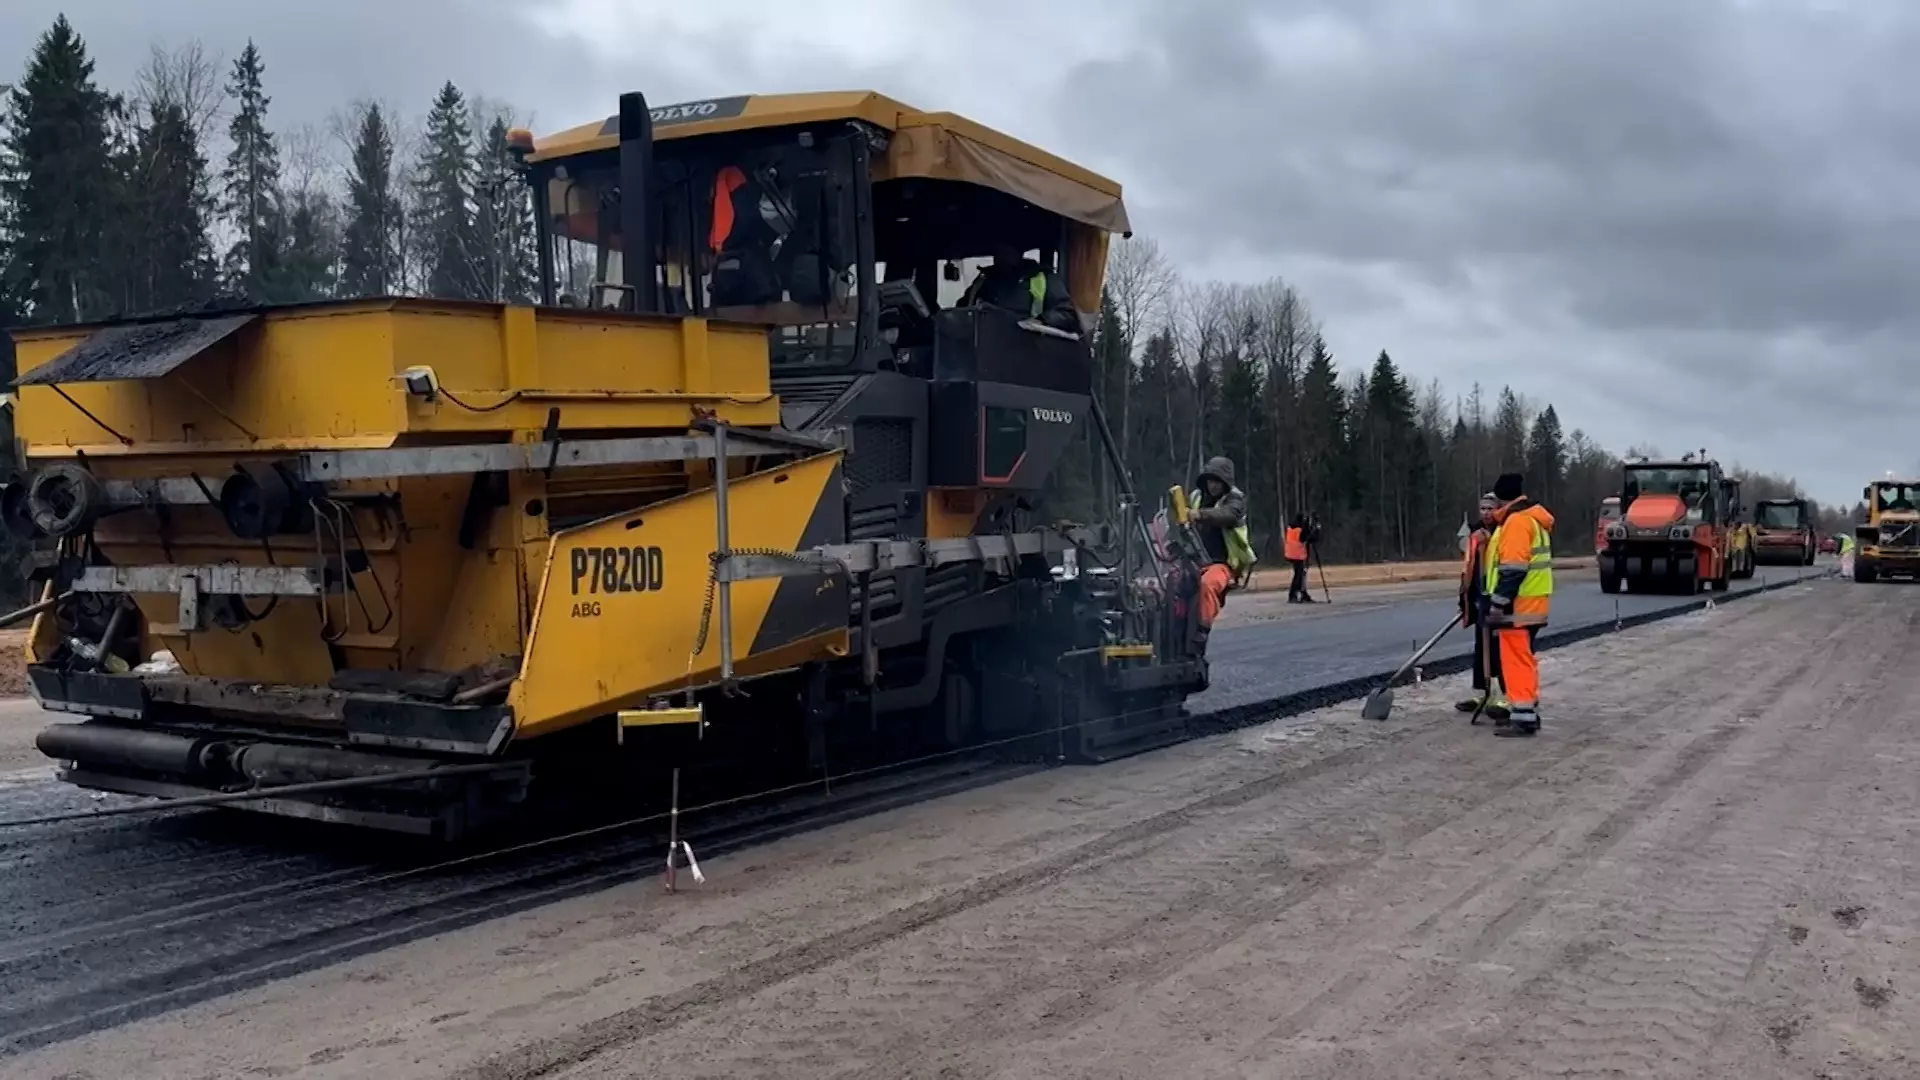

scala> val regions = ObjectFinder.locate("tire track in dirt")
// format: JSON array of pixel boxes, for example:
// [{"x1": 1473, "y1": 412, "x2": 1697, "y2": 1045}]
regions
[
  {"x1": 456, "y1": 726, "x2": 1442, "y2": 1080},
  {"x1": 958, "y1": 593, "x2": 1848, "y2": 1080},
  {"x1": 484, "y1": 595, "x2": 1831, "y2": 1080},
  {"x1": 466, "y1": 653, "x2": 1686, "y2": 1078},
  {"x1": 1694, "y1": 603, "x2": 1920, "y2": 1075},
  {"x1": 1255, "y1": 590, "x2": 1873, "y2": 1079},
  {"x1": 1451, "y1": 590, "x2": 1893, "y2": 1079},
  {"x1": 1453, "y1": 607, "x2": 1852, "y2": 965},
  {"x1": 13, "y1": 585, "x2": 1887, "y2": 1080},
  {"x1": 626, "y1": 714, "x2": 1702, "y2": 1080}
]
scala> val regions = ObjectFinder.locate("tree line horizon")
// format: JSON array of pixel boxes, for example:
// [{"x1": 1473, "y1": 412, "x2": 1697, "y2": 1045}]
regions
[{"x1": 0, "y1": 14, "x2": 1853, "y2": 597}]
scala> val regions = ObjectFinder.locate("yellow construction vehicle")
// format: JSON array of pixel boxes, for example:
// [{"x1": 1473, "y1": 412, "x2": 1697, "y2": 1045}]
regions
[
  {"x1": 9, "y1": 90, "x2": 1206, "y2": 837},
  {"x1": 1853, "y1": 479, "x2": 1920, "y2": 582}
]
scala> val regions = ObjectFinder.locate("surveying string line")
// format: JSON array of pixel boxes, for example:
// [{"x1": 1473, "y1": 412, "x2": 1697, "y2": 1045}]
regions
[
  {"x1": 0, "y1": 690, "x2": 1192, "y2": 923},
  {"x1": 0, "y1": 575, "x2": 1800, "y2": 842},
  {"x1": 0, "y1": 569, "x2": 1769, "y2": 947},
  {"x1": 0, "y1": 763, "x2": 516, "y2": 832},
  {"x1": 0, "y1": 569, "x2": 1816, "y2": 914}
]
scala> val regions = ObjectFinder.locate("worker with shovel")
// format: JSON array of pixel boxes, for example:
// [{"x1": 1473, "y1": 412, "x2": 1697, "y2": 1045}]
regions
[
  {"x1": 1480, "y1": 472, "x2": 1555, "y2": 738},
  {"x1": 1455, "y1": 492, "x2": 1511, "y2": 722}
]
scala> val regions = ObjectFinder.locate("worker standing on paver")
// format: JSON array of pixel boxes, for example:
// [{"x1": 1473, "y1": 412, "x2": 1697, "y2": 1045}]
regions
[
  {"x1": 1187, "y1": 456, "x2": 1256, "y2": 657},
  {"x1": 1482, "y1": 472, "x2": 1554, "y2": 738},
  {"x1": 1456, "y1": 492, "x2": 1511, "y2": 721}
]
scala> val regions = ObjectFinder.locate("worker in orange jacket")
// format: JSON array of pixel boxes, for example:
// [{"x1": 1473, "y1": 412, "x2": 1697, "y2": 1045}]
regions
[
  {"x1": 1455, "y1": 492, "x2": 1510, "y2": 720},
  {"x1": 1479, "y1": 472, "x2": 1555, "y2": 737},
  {"x1": 1283, "y1": 515, "x2": 1316, "y2": 603}
]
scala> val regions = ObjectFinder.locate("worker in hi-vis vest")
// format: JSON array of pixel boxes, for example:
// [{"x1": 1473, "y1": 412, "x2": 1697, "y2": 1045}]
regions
[
  {"x1": 1480, "y1": 472, "x2": 1555, "y2": 737},
  {"x1": 1456, "y1": 491, "x2": 1511, "y2": 720},
  {"x1": 1283, "y1": 516, "x2": 1317, "y2": 603},
  {"x1": 1186, "y1": 456, "x2": 1256, "y2": 658},
  {"x1": 960, "y1": 241, "x2": 1080, "y2": 334}
]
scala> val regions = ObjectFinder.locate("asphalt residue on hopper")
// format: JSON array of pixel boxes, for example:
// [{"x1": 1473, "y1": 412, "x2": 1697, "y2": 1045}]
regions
[{"x1": 13, "y1": 314, "x2": 254, "y2": 387}]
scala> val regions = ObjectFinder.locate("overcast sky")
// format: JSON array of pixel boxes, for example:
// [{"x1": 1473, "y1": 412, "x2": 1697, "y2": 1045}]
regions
[{"x1": 5, "y1": 0, "x2": 1913, "y2": 506}]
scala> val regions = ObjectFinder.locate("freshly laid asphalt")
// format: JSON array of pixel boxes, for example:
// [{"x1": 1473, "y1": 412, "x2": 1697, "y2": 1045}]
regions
[
  {"x1": 1192, "y1": 562, "x2": 1827, "y2": 714},
  {"x1": 0, "y1": 558, "x2": 1830, "y2": 1056}
]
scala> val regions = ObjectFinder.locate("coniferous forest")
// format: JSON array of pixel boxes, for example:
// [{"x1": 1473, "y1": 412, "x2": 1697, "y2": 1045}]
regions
[{"x1": 0, "y1": 16, "x2": 1850, "y2": 602}]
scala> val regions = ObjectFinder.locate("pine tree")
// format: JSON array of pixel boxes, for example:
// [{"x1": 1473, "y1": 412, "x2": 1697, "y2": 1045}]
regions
[
  {"x1": 0, "y1": 16, "x2": 122, "y2": 323},
  {"x1": 1493, "y1": 386, "x2": 1528, "y2": 474},
  {"x1": 1358, "y1": 350, "x2": 1418, "y2": 557},
  {"x1": 1134, "y1": 329, "x2": 1181, "y2": 483},
  {"x1": 122, "y1": 97, "x2": 217, "y2": 312},
  {"x1": 414, "y1": 82, "x2": 478, "y2": 300},
  {"x1": 1525, "y1": 404, "x2": 1567, "y2": 507},
  {"x1": 1296, "y1": 336, "x2": 1346, "y2": 527},
  {"x1": 278, "y1": 187, "x2": 339, "y2": 300},
  {"x1": 471, "y1": 114, "x2": 537, "y2": 302},
  {"x1": 220, "y1": 41, "x2": 284, "y2": 300},
  {"x1": 1216, "y1": 335, "x2": 1265, "y2": 540},
  {"x1": 340, "y1": 103, "x2": 399, "y2": 297}
]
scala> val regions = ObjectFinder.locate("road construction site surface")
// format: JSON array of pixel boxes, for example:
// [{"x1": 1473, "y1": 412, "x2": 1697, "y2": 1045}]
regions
[
  {"x1": 1193, "y1": 561, "x2": 1820, "y2": 713},
  {"x1": 8, "y1": 575, "x2": 1913, "y2": 1079},
  {"x1": 0, "y1": 564, "x2": 1840, "y2": 1066}
]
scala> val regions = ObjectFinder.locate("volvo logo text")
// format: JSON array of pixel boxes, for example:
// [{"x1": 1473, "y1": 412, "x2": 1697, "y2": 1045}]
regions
[
  {"x1": 652, "y1": 101, "x2": 720, "y2": 123},
  {"x1": 1031, "y1": 407, "x2": 1073, "y2": 424}
]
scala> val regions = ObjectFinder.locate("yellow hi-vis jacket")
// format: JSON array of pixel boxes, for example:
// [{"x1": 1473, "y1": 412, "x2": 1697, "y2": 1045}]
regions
[{"x1": 1484, "y1": 500, "x2": 1555, "y2": 627}]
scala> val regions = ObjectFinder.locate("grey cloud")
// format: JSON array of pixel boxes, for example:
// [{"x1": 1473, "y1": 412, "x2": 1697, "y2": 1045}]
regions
[
  {"x1": 1056, "y1": 0, "x2": 1920, "y2": 499},
  {"x1": 5, "y1": 0, "x2": 1913, "y2": 498},
  {"x1": 1, "y1": 1, "x2": 601, "y2": 133}
]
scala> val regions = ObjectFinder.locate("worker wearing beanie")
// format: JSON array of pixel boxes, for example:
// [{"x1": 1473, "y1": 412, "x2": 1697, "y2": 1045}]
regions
[
  {"x1": 1481, "y1": 472, "x2": 1555, "y2": 736},
  {"x1": 1456, "y1": 492, "x2": 1510, "y2": 719}
]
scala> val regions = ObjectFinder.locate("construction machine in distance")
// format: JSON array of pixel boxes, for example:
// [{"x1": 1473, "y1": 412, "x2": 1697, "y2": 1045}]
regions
[
  {"x1": 1597, "y1": 454, "x2": 1754, "y2": 594},
  {"x1": 1751, "y1": 498, "x2": 1818, "y2": 566},
  {"x1": 1853, "y1": 479, "x2": 1920, "y2": 583},
  {"x1": 1593, "y1": 495, "x2": 1620, "y2": 559},
  {"x1": 8, "y1": 90, "x2": 1210, "y2": 838}
]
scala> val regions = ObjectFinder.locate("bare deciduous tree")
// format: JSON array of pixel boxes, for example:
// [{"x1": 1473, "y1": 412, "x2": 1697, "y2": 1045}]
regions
[
  {"x1": 281, "y1": 122, "x2": 334, "y2": 198},
  {"x1": 1104, "y1": 236, "x2": 1177, "y2": 474},
  {"x1": 134, "y1": 42, "x2": 224, "y2": 142},
  {"x1": 1172, "y1": 280, "x2": 1239, "y2": 481}
]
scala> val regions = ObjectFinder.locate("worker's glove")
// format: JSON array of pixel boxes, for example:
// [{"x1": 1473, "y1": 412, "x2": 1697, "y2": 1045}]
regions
[{"x1": 1488, "y1": 594, "x2": 1515, "y2": 616}]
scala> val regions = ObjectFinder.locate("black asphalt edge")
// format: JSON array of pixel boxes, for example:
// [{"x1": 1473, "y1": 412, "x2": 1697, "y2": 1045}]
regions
[{"x1": 1186, "y1": 570, "x2": 1829, "y2": 737}]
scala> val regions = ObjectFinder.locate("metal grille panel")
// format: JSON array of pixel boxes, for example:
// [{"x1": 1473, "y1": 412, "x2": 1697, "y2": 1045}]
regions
[{"x1": 846, "y1": 418, "x2": 913, "y2": 493}]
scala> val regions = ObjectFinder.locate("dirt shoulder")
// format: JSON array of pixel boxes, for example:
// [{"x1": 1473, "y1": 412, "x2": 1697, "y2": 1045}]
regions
[
  {"x1": 0, "y1": 700, "x2": 56, "y2": 775},
  {"x1": 12, "y1": 578, "x2": 1914, "y2": 1080},
  {"x1": 0, "y1": 629, "x2": 27, "y2": 699}
]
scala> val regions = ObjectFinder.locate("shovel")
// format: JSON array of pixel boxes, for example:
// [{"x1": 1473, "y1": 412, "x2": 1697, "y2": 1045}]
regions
[{"x1": 1359, "y1": 611, "x2": 1462, "y2": 721}]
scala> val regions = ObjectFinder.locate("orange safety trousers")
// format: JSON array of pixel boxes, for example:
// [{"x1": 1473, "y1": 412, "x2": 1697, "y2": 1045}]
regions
[
  {"x1": 1496, "y1": 627, "x2": 1539, "y2": 706},
  {"x1": 1198, "y1": 563, "x2": 1234, "y2": 627}
]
